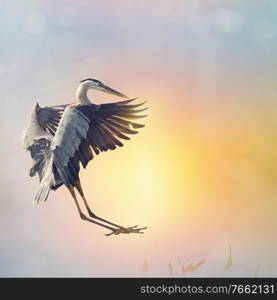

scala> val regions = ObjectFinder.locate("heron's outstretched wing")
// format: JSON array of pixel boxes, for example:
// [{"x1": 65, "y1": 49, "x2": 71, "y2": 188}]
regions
[
  {"x1": 77, "y1": 98, "x2": 147, "y2": 154},
  {"x1": 37, "y1": 104, "x2": 68, "y2": 136},
  {"x1": 28, "y1": 138, "x2": 52, "y2": 179},
  {"x1": 30, "y1": 136, "x2": 64, "y2": 204},
  {"x1": 51, "y1": 107, "x2": 90, "y2": 187},
  {"x1": 22, "y1": 103, "x2": 55, "y2": 180},
  {"x1": 51, "y1": 98, "x2": 147, "y2": 187}
]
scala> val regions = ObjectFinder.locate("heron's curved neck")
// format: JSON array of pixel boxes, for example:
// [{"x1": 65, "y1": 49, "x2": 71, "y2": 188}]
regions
[{"x1": 76, "y1": 84, "x2": 91, "y2": 104}]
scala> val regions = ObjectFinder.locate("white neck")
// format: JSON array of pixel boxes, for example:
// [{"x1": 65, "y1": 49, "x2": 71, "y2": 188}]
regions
[{"x1": 75, "y1": 82, "x2": 91, "y2": 104}]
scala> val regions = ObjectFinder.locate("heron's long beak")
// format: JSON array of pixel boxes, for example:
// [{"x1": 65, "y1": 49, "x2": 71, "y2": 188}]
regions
[{"x1": 99, "y1": 83, "x2": 127, "y2": 98}]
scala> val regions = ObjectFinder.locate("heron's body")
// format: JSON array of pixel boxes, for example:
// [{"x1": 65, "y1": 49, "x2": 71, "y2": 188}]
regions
[{"x1": 22, "y1": 79, "x2": 147, "y2": 236}]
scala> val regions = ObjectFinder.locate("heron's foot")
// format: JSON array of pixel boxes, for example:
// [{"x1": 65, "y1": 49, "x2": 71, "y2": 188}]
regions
[{"x1": 105, "y1": 225, "x2": 147, "y2": 237}]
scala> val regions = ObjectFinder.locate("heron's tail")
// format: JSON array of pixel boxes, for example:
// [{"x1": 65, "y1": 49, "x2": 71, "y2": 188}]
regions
[{"x1": 33, "y1": 171, "x2": 54, "y2": 205}]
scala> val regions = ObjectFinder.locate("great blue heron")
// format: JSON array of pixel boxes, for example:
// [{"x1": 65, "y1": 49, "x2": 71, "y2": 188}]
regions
[{"x1": 22, "y1": 78, "x2": 147, "y2": 236}]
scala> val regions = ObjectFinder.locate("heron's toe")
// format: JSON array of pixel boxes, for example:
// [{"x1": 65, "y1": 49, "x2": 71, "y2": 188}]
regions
[{"x1": 105, "y1": 225, "x2": 147, "y2": 236}]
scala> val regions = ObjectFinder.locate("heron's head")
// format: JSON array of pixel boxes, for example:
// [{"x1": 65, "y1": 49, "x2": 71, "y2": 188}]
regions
[{"x1": 79, "y1": 78, "x2": 127, "y2": 98}]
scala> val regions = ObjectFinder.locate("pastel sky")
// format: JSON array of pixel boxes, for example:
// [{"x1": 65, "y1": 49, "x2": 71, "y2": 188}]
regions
[{"x1": 1, "y1": 0, "x2": 277, "y2": 277}]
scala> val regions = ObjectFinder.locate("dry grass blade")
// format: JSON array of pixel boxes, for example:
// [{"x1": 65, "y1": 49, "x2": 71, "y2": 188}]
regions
[{"x1": 225, "y1": 245, "x2": 233, "y2": 270}]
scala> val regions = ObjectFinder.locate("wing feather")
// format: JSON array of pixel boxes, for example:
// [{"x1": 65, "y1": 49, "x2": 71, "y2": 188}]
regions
[
  {"x1": 51, "y1": 107, "x2": 90, "y2": 186},
  {"x1": 50, "y1": 99, "x2": 147, "y2": 187},
  {"x1": 37, "y1": 106, "x2": 66, "y2": 136}
]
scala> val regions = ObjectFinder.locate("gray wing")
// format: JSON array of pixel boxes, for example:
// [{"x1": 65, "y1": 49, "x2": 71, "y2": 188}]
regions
[
  {"x1": 51, "y1": 106, "x2": 91, "y2": 187},
  {"x1": 29, "y1": 137, "x2": 52, "y2": 180},
  {"x1": 29, "y1": 106, "x2": 86, "y2": 204},
  {"x1": 28, "y1": 135, "x2": 63, "y2": 193},
  {"x1": 37, "y1": 104, "x2": 68, "y2": 136},
  {"x1": 22, "y1": 103, "x2": 54, "y2": 179},
  {"x1": 51, "y1": 99, "x2": 147, "y2": 188},
  {"x1": 76, "y1": 98, "x2": 147, "y2": 155}
]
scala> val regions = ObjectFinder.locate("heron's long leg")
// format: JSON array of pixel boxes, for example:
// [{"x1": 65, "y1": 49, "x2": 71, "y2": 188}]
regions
[
  {"x1": 74, "y1": 180, "x2": 125, "y2": 229},
  {"x1": 68, "y1": 186, "x2": 118, "y2": 232}
]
